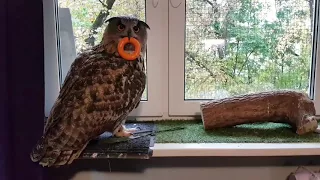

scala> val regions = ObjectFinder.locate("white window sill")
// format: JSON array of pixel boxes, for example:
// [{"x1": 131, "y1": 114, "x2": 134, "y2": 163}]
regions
[{"x1": 151, "y1": 143, "x2": 320, "y2": 157}]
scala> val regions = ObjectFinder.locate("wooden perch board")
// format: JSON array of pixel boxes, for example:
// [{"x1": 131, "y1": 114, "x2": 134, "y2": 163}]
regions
[{"x1": 200, "y1": 90, "x2": 318, "y2": 135}]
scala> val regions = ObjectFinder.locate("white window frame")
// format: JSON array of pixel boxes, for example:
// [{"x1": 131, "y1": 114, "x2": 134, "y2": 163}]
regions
[
  {"x1": 44, "y1": 0, "x2": 320, "y2": 118},
  {"x1": 168, "y1": 0, "x2": 320, "y2": 116},
  {"x1": 43, "y1": 0, "x2": 166, "y2": 118},
  {"x1": 312, "y1": 0, "x2": 320, "y2": 115},
  {"x1": 43, "y1": 0, "x2": 60, "y2": 118},
  {"x1": 43, "y1": 0, "x2": 320, "y2": 157}
]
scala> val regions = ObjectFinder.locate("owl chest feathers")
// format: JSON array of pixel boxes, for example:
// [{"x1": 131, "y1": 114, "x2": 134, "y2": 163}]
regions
[
  {"x1": 79, "y1": 52, "x2": 146, "y2": 114},
  {"x1": 52, "y1": 46, "x2": 147, "y2": 135}
]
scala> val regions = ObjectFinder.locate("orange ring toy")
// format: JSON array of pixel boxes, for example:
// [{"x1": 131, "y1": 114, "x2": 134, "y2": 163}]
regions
[{"x1": 117, "y1": 37, "x2": 141, "y2": 61}]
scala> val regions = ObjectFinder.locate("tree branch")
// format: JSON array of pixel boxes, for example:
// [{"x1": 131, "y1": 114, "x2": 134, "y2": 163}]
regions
[
  {"x1": 233, "y1": 40, "x2": 240, "y2": 76},
  {"x1": 202, "y1": 0, "x2": 214, "y2": 7},
  {"x1": 186, "y1": 51, "x2": 217, "y2": 79},
  {"x1": 84, "y1": 0, "x2": 116, "y2": 46},
  {"x1": 98, "y1": 0, "x2": 107, "y2": 8},
  {"x1": 307, "y1": 0, "x2": 314, "y2": 33},
  {"x1": 237, "y1": 47, "x2": 257, "y2": 77}
]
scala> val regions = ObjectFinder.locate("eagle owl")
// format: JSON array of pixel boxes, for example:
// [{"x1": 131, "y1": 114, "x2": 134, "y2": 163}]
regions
[{"x1": 30, "y1": 16, "x2": 150, "y2": 167}]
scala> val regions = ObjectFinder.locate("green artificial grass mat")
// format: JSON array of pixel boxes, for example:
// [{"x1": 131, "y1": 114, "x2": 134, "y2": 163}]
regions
[{"x1": 154, "y1": 120, "x2": 320, "y2": 143}]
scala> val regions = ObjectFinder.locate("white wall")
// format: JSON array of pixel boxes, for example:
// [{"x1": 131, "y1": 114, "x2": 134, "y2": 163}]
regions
[
  {"x1": 71, "y1": 166, "x2": 319, "y2": 180},
  {"x1": 45, "y1": 157, "x2": 320, "y2": 180}
]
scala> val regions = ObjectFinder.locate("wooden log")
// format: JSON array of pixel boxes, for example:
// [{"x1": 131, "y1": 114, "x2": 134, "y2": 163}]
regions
[{"x1": 200, "y1": 90, "x2": 319, "y2": 135}]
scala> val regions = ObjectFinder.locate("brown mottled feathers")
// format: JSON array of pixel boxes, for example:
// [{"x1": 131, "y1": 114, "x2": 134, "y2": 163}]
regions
[{"x1": 30, "y1": 43, "x2": 146, "y2": 167}]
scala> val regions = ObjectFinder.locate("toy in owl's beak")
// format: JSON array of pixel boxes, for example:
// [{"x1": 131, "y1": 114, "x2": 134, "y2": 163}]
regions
[
  {"x1": 123, "y1": 30, "x2": 134, "y2": 51},
  {"x1": 117, "y1": 36, "x2": 141, "y2": 61}
]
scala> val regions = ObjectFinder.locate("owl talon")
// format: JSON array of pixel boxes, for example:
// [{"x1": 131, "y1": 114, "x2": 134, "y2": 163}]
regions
[
  {"x1": 114, "y1": 130, "x2": 133, "y2": 137},
  {"x1": 92, "y1": 136, "x2": 100, "y2": 140},
  {"x1": 114, "y1": 125, "x2": 138, "y2": 137},
  {"x1": 124, "y1": 127, "x2": 139, "y2": 133}
]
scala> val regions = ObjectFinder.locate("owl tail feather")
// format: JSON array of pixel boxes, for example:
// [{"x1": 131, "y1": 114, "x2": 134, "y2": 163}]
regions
[
  {"x1": 30, "y1": 138, "x2": 89, "y2": 167},
  {"x1": 30, "y1": 136, "x2": 48, "y2": 163}
]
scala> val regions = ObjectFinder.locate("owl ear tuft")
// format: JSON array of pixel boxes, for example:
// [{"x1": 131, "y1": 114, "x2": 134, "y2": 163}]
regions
[
  {"x1": 139, "y1": 21, "x2": 150, "y2": 30},
  {"x1": 105, "y1": 17, "x2": 119, "y2": 23}
]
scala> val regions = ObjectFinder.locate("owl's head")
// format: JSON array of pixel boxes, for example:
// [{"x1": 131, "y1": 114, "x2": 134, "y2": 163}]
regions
[{"x1": 102, "y1": 16, "x2": 150, "y2": 56}]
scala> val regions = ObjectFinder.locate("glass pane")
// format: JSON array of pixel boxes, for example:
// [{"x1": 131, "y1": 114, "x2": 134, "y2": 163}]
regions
[
  {"x1": 184, "y1": 0, "x2": 315, "y2": 100},
  {"x1": 57, "y1": 0, "x2": 147, "y2": 100}
]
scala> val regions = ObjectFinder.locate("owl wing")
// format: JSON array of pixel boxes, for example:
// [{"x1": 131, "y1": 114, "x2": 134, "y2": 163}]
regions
[
  {"x1": 133, "y1": 57, "x2": 146, "y2": 109},
  {"x1": 30, "y1": 54, "x2": 93, "y2": 165},
  {"x1": 44, "y1": 45, "x2": 103, "y2": 134},
  {"x1": 29, "y1": 54, "x2": 88, "y2": 167},
  {"x1": 31, "y1": 50, "x2": 140, "y2": 167},
  {"x1": 43, "y1": 55, "x2": 84, "y2": 134}
]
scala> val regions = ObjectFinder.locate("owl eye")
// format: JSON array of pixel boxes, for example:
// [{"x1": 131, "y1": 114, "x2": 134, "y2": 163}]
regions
[
  {"x1": 133, "y1": 26, "x2": 139, "y2": 33},
  {"x1": 117, "y1": 24, "x2": 125, "y2": 31}
]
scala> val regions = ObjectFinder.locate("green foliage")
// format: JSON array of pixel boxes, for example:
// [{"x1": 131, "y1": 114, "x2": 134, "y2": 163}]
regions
[{"x1": 185, "y1": 0, "x2": 313, "y2": 99}]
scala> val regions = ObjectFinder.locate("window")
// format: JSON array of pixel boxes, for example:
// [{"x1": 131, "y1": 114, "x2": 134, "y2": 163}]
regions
[
  {"x1": 44, "y1": 0, "x2": 165, "y2": 118},
  {"x1": 169, "y1": 0, "x2": 320, "y2": 116},
  {"x1": 44, "y1": 0, "x2": 320, "y2": 119}
]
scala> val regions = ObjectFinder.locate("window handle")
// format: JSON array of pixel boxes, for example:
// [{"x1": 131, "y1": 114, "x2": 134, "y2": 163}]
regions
[
  {"x1": 152, "y1": 0, "x2": 159, "y2": 8},
  {"x1": 170, "y1": 0, "x2": 182, "y2": 8}
]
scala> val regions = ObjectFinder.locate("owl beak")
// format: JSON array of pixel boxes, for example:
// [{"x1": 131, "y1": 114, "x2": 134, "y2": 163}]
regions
[{"x1": 127, "y1": 30, "x2": 132, "y2": 40}]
